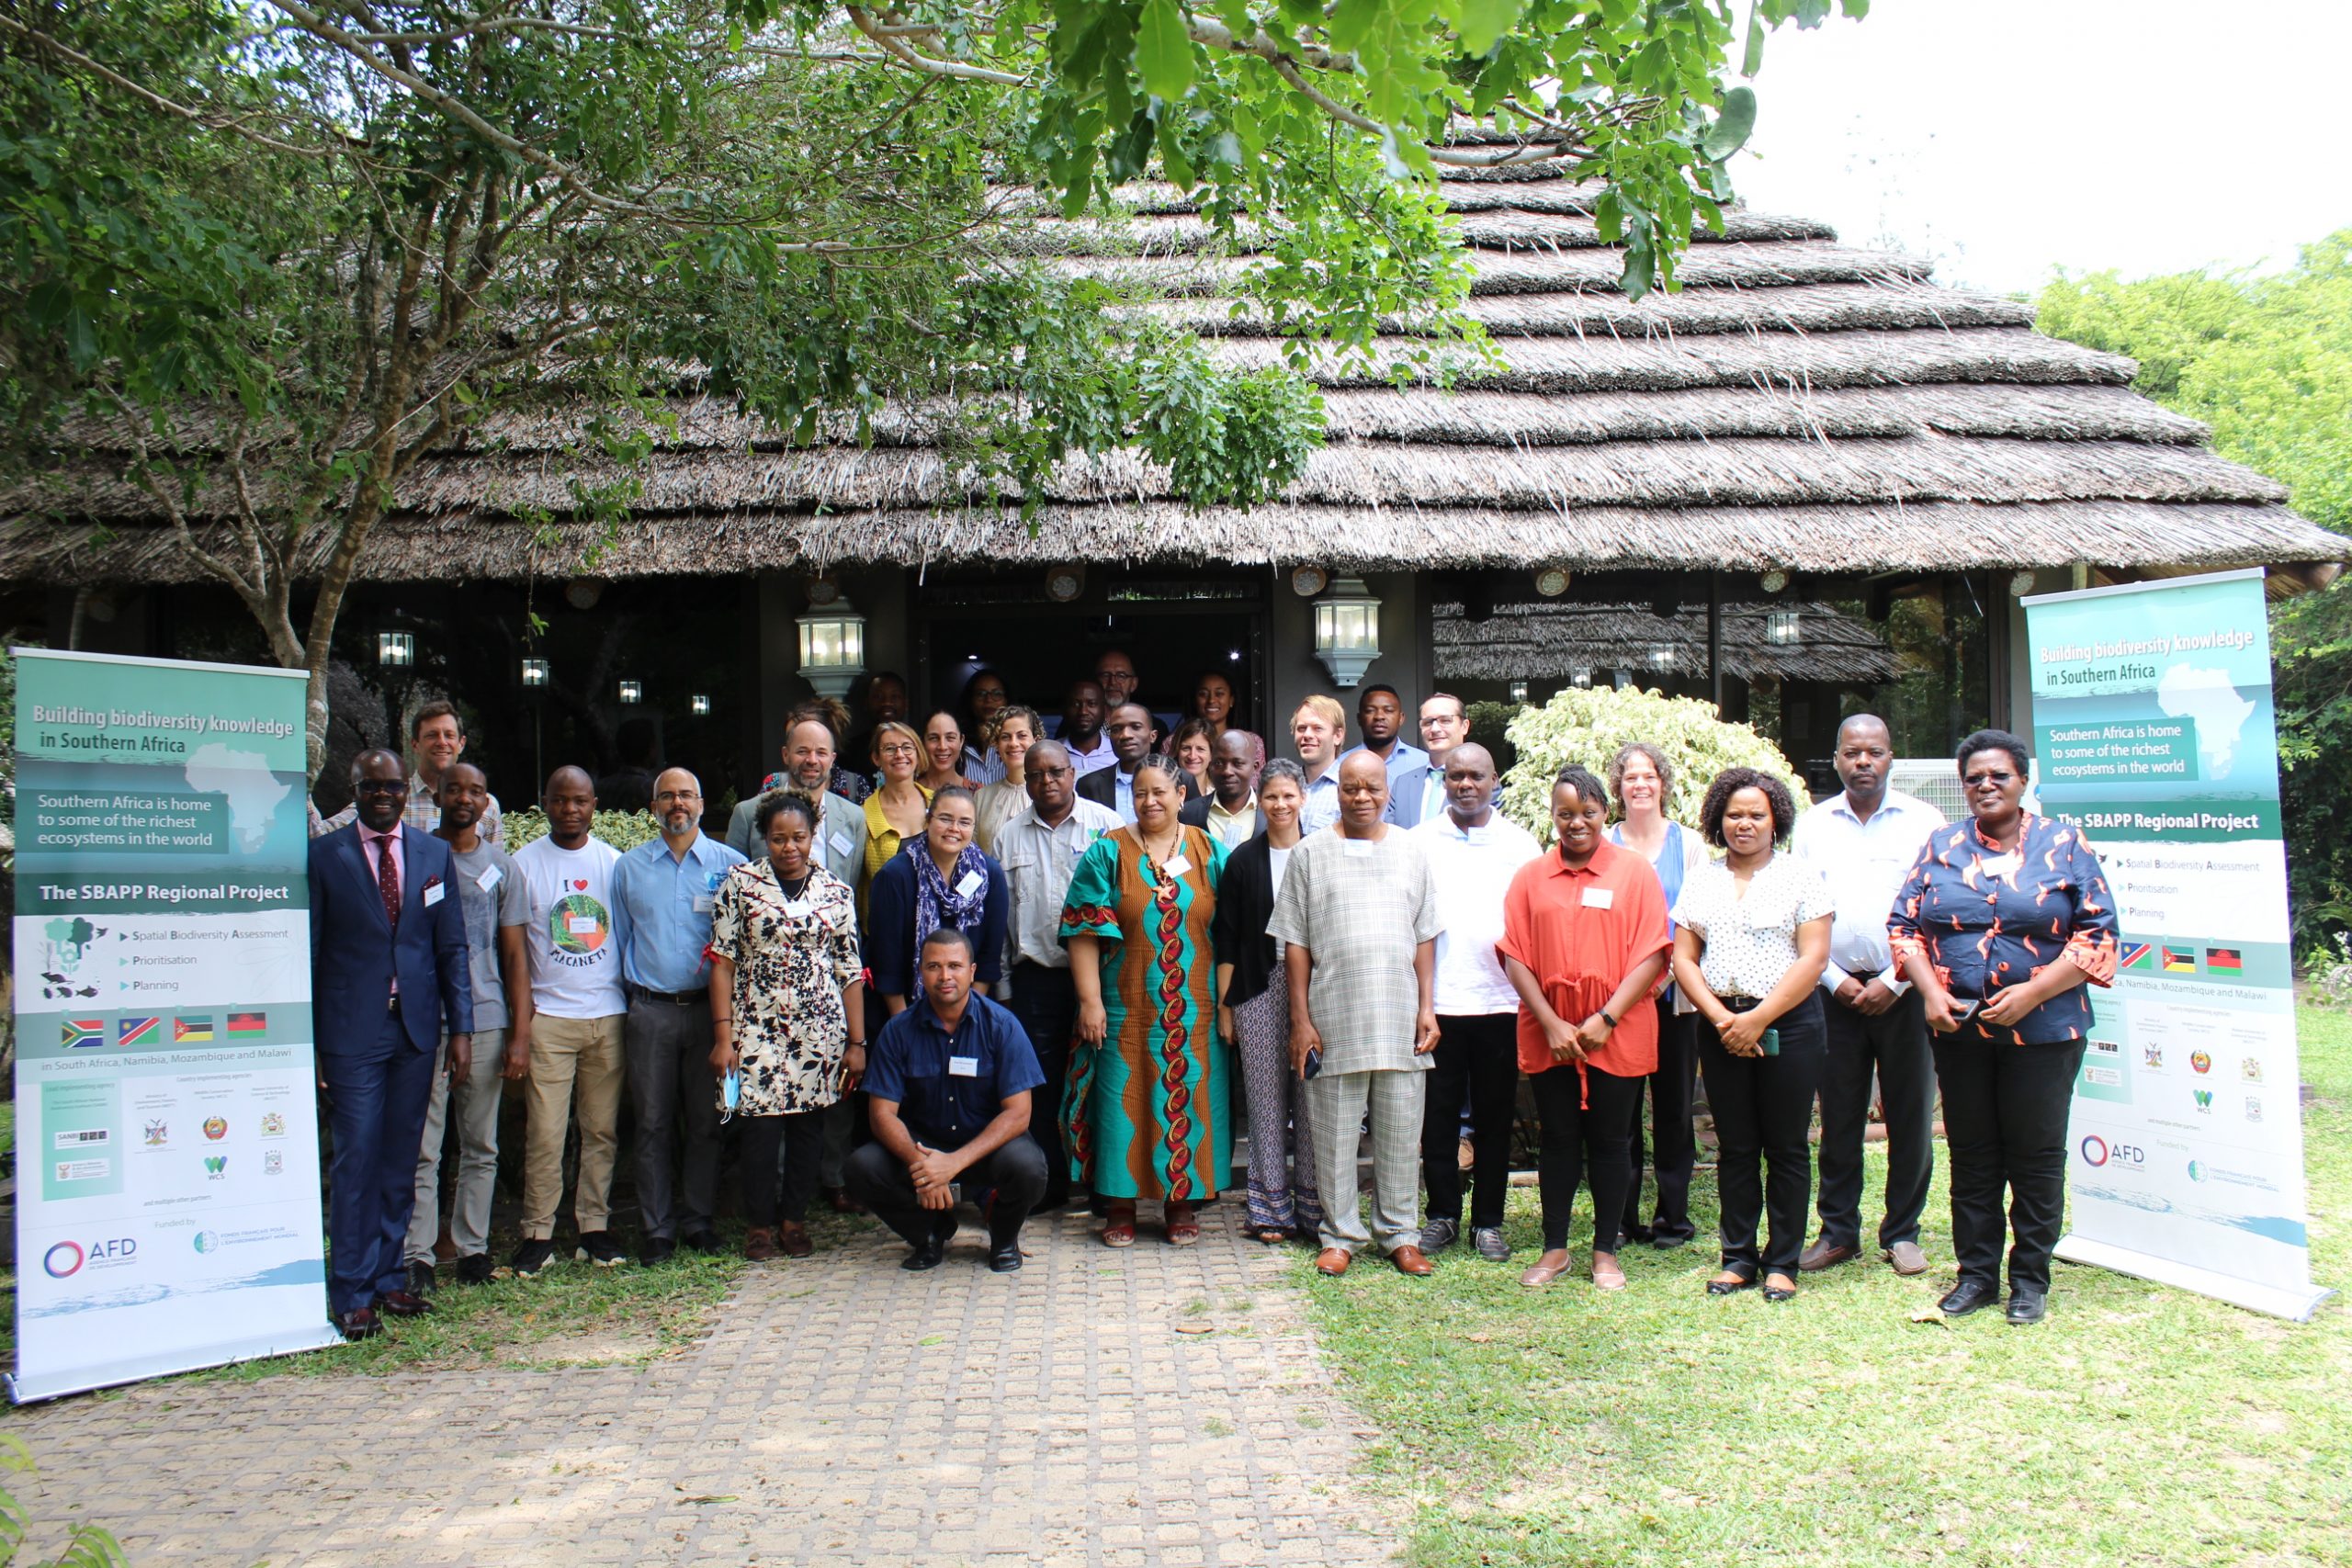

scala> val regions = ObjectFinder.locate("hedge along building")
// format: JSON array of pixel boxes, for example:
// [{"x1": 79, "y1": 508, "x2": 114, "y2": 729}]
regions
[{"x1": 5, "y1": 163, "x2": 2344, "y2": 806}]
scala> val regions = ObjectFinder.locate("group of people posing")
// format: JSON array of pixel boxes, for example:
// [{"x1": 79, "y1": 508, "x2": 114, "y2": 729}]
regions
[{"x1": 306, "y1": 671, "x2": 2119, "y2": 1342}]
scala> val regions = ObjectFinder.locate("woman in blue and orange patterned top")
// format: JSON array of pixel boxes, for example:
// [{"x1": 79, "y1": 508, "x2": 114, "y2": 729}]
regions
[{"x1": 1889, "y1": 728, "x2": 2119, "y2": 1326}]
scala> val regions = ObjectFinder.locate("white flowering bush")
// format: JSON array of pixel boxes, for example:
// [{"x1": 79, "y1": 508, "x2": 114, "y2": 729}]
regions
[
  {"x1": 1499, "y1": 686, "x2": 1805, "y2": 842},
  {"x1": 501, "y1": 807, "x2": 663, "y2": 853}
]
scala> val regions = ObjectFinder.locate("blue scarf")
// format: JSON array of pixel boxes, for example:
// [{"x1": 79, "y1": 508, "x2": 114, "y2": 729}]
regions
[{"x1": 909, "y1": 837, "x2": 989, "y2": 979}]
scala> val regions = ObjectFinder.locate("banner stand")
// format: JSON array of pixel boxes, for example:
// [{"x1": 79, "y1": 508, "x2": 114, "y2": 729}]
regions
[{"x1": 2054, "y1": 1235, "x2": 2332, "y2": 1323}]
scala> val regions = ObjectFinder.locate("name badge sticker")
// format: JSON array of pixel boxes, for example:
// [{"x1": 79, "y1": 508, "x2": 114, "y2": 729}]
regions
[
  {"x1": 1341, "y1": 840, "x2": 1374, "y2": 858},
  {"x1": 948, "y1": 1055, "x2": 980, "y2": 1077},
  {"x1": 692, "y1": 893, "x2": 716, "y2": 914},
  {"x1": 476, "y1": 864, "x2": 503, "y2": 892},
  {"x1": 783, "y1": 899, "x2": 812, "y2": 919},
  {"x1": 1161, "y1": 853, "x2": 1193, "y2": 878},
  {"x1": 831, "y1": 832, "x2": 853, "y2": 859},
  {"x1": 423, "y1": 882, "x2": 447, "y2": 908},
  {"x1": 1980, "y1": 852, "x2": 2022, "y2": 879},
  {"x1": 955, "y1": 869, "x2": 986, "y2": 899},
  {"x1": 1581, "y1": 886, "x2": 1614, "y2": 909}
]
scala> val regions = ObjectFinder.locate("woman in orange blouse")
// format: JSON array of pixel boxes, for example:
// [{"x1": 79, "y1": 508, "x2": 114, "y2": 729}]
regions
[{"x1": 1498, "y1": 765, "x2": 1672, "y2": 1291}]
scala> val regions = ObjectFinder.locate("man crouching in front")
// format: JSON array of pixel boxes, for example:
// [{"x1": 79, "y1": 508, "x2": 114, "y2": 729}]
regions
[{"x1": 845, "y1": 927, "x2": 1048, "y2": 1273}]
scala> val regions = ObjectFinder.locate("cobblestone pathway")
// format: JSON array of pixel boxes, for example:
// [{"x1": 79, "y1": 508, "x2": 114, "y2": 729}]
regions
[{"x1": 9, "y1": 1204, "x2": 1396, "y2": 1567}]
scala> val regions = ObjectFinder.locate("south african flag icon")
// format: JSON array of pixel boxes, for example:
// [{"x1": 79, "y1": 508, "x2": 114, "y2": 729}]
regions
[
  {"x1": 60, "y1": 1019, "x2": 103, "y2": 1048},
  {"x1": 2120, "y1": 942, "x2": 2153, "y2": 972}
]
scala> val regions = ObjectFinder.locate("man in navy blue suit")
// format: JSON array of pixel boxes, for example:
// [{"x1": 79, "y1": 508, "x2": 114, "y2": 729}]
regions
[{"x1": 311, "y1": 749, "x2": 474, "y2": 1340}]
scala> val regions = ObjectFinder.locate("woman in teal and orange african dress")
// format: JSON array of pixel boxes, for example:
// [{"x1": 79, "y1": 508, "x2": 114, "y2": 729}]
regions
[{"x1": 1061, "y1": 753, "x2": 1232, "y2": 1248}]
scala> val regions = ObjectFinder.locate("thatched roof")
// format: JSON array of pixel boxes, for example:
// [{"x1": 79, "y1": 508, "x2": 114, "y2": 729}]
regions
[
  {"x1": 3, "y1": 168, "x2": 2340, "y2": 584},
  {"x1": 1433, "y1": 599, "x2": 1898, "y2": 684}
]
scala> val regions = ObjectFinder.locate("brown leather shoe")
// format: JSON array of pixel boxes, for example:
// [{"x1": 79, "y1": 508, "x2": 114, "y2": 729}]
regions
[
  {"x1": 1883, "y1": 1240, "x2": 1930, "y2": 1276},
  {"x1": 374, "y1": 1289, "x2": 434, "y2": 1318},
  {"x1": 743, "y1": 1226, "x2": 779, "y2": 1262},
  {"x1": 1520, "y1": 1249, "x2": 1574, "y2": 1288},
  {"x1": 1799, "y1": 1239, "x2": 1859, "y2": 1272},
  {"x1": 1388, "y1": 1245, "x2": 1433, "y2": 1277},
  {"x1": 776, "y1": 1222, "x2": 814, "y2": 1259},
  {"x1": 824, "y1": 1186, "x2": 865, "y2": 1215},
  {"x1": 1315, "y1": 1247, "x2": 1351, "y2": 1276}
]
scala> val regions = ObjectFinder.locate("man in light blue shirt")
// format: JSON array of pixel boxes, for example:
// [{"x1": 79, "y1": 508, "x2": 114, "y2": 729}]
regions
[
  {"x1": 1386, "y1": 692, "x2": 1467, "y2": 828},
  {"x1": 1340, "y1": 684, "x2": 1430, "y2": 790},
  {"x1": 610, "y1": 767, "x2": 746, "y2": 1264},
  {"x1": 1792, "y1": 716, "x2": 1947, "y2": 1279}
]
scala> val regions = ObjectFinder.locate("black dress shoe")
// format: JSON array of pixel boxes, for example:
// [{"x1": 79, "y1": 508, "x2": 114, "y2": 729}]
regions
[
  {"x1": 639, "y1": 1235, "x2": 678, "y2": 1267},
  {"x1": 1623, "y1": 1222, "x2": 1657, "y2": 1245},
  {"x1": 682, "y1": 1228, "x2": 723, "y2": 1255},
  {"x1": 2006, "y1": 1288, "x2": 2049, "y2": 1325},
  {"x1": 1705, "y1": 1272, "x2": 1758, "y2": 1296},
  {"x1": 1939, "y1": 1280, "x2": 1999, "y2": 1316},
  {"x1": 1762, "y1": 1280, "x2": 1798, "y2": 1303},
  {"x1": 405, "y1": 1260, "x2": 437, "y2": 1296},
  {"x1": 336, "y1": 1306, "x2": 383, "y2": 1341},
  {"x1": 989, "y1": 1239, "x2": 1023, "y2": 1273},
  {"x1": 901, "y1": 1235, "x2": 947, "y2": 1272},
  {"x1": 375, "y1": 1288, "x2": 435, "y2": 1318},
  {"x1": 455, "y1": 1253, "x2": 494, "y2": 1285}
]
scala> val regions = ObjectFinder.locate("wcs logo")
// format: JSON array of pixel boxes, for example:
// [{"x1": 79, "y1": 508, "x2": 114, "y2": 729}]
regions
[
  {"x1": 2193, "y1": 1089, "x2": 2214, "y2": 1111},
  {"x1": 202, "y1": 1155, "x2": 227, "y2": 1176}
]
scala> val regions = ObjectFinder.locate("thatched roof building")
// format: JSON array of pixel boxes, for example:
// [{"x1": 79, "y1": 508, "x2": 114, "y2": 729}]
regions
[
  {"x1": 1434, "y1": 599, "x2": 1898, "y2": 685},
  {"x1": 6, "y1": 163, "x2": 2339, "y2": 785}
]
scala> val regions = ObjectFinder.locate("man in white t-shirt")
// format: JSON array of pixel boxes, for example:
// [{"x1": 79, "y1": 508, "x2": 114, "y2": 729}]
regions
[
  {"x1": 1409, "y1": 743, "x2": 1540, "y2": 1262},
  {"x1": 509, "y1": 765, "x2": 628, "y2": 1275}
]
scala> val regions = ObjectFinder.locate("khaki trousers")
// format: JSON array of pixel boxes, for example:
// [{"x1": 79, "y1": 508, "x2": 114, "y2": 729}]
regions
[{"x1": 522, "y1": 1012, "x2": 626, "y2": 1240}]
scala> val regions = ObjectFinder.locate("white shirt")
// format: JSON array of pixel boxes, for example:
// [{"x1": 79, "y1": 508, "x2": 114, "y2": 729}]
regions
[
  {"x1": 1063, "y1": 733, "x2": 1116, "y2": 777},
  {"x1": 512, "y1": 835, "x2": 627, "y2": 1019},
  {"x1": 1792, "y1": 787, "x2": 1947, "y2": 996},
  {"x1": 1671, "y1": 854, "x2": 1836, "y2": 1003},
  {"x1": 996, "y1": 798, "x2": 1123, "y2": 970},
  {"x1": 1412, "y1": 807, "x2": 1542, "y2": 1015}
]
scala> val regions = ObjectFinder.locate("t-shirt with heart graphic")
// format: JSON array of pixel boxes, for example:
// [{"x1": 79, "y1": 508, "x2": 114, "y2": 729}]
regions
[{"x1": 514, "y1": 834, "x2": 625, "y2": 1018}]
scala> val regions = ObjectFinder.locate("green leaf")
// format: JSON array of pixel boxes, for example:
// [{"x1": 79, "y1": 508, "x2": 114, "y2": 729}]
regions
[
  {"x1": 1457, "y1": 0, "x2": 1525, "y2": 55},
  {"x1": 1741, "y1": 6, "x2": 1767, "y2": 76},
  {"x1": 1136, "y1": 0, "x2": 1196, "y2": 100},
  {"x1": 1702, "y1": 85, "x2": 1758, "y2": 160}
]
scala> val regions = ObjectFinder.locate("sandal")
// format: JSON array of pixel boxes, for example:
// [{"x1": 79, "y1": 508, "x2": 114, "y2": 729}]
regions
[
  {"x1": 1101, "y1": 1202, "x2": 1137, "y2": 1248},
  {"x1": 1164, "y1": 1201, "x2": 1200, "y2": 1247},
  {"x1": 1249, "y1": 1225, "x2": 1292, "y2": 1245}
]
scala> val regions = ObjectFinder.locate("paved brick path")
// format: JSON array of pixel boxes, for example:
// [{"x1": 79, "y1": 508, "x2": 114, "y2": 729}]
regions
[{"x1": 10, "y1": 1204, "x2": 1396, "y2": 1566}]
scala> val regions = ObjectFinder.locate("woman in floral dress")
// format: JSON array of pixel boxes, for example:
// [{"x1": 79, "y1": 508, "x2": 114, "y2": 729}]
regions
[{"x1": 708, "y1": 792, "x2": 865, "y2": 1261}]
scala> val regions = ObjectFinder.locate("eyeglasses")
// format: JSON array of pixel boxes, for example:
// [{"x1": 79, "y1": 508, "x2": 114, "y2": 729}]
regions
[
  {"x1": 653, "y1": 790, "x2": 701, "y2": 804},
  {"x1": 355, "y1": 779, "x2": 407, "y2": 795},
  {"x1": 1962, "y1": 770, "x2": 2018, "y2": 786},
  {"x1": 877, "y1": 742, "x2": 919, "y2": 758}
]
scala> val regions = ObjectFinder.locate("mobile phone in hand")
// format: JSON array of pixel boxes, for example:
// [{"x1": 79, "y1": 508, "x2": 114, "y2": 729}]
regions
[{"x1": 1304, "y1": 1045, "x2": 1322, "y2": 1079}]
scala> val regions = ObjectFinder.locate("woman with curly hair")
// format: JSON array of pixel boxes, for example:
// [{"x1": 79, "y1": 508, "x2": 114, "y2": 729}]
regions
[{"x1": 1671, "y1": 766, "x2": 1834, "y2": 1303}]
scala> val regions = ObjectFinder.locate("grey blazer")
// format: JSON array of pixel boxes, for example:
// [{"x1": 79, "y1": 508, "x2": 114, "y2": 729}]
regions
[{"x1": 726, "y1": 787, "x2": 868, "y2": 886}]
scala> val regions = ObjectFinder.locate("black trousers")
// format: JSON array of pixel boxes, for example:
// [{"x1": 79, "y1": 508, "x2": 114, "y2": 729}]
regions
[
  {"x1": 1529, "y1": 1061, "x2": 1644, "y2": 1253},
  {"x1": 1815, "y1": 987, "x2": 1938, "y2": 1250},
  {"x1": 1006, "y1": 961, "x2": 1079, "y2": 1206},
  {"x1": 740, "y1": 1109, "x2": 825, "y2": 1226},
  {"x1": 1622, "y1": 1001, "x2": 1700, "y2": 1243},
  {"x1": 1932, "y1": 1034, "x2": 2086, "y2": 1294},
  {"x1": 1420, "y1": 1013, "x2": 1520, "y2": 1230},
  {"x1": 1698, "y1": 992, "x2": 1826, "y2": 1278},
  {"x1": 844, "y1": 1137, "x2": 1048, "y2": 1250}
]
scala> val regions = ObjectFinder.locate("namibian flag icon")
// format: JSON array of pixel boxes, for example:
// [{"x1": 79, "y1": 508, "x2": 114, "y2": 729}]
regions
[
  {"x1": 227, "y1": 1011, "x2": 267, "y2": 1036},
  {"x1": 118, "y1": 1016, "x2": 160, "y2": 1047},
  {"x1": 2120, "y1": 942, "x2": 2154, "y2": 972},
  {"x1": 60, "y1": 1019, "x2": 103, "y2": 1048},
  {"x1": 2162, "y1": 947, "x2": 2198, "y2": 973},
  {"x1": 2206, "y1": 947, "x2": 2244, "y2": 972},
  {"x1": 175, "y1": 1015, "x2": 214, "y2": 1043}
]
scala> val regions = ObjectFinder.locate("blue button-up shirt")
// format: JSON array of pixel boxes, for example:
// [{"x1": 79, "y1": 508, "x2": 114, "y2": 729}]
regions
[
  {"x1": 609, "y1": 831, "x2": 747, "y2": 994},
  {"x1": 864, "y1": 993, "x2": 1045, "y2": 1150},
  {"x1": 1341, "y1": 739, "x2": 1430, "y2": 786}
]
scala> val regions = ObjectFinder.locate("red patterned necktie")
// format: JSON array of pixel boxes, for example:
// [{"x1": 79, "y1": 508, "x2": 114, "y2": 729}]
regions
[{"x1": 374, "y1": 830, "x2": 401, "y2": 929}]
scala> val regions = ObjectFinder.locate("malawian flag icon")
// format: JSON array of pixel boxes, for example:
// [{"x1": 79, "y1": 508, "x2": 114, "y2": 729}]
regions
[
  {"x1": 2163, "y1": 947, "x2": 2198, "y2": 973},
  {"x1": 2206, "y1": 947, "x2": 2245, "y2": 972},
  {"x1": 2120, "y1": 942, "x2": 2154, "y2": 972},
  {"x1": 118, "y1": 1016, "x2": 160, "y2": 1047},
  {"x1": 60, "y1": 1018, "x2": 103, "y2": 1048},
  {"x1": 175, "y1": 1015, "x2": 213, "y2": 1043},
  {"x1": 227, "y1": 1010, "x2": 267, "y2": 1036}
]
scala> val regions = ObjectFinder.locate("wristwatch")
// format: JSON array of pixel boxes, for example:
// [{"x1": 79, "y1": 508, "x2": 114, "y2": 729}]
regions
[{"x1": 1597, "y1": 1009, "x2": 1619, "y2": 1030}]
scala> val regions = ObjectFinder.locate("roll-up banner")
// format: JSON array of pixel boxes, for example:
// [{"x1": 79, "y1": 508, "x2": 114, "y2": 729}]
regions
[
  {"x1": 9, "y1": 649, "x2": 341, "y2": 1402},
  {"x1": 2024, "y1": 570, "x2": 2332, "y2": 1321}
]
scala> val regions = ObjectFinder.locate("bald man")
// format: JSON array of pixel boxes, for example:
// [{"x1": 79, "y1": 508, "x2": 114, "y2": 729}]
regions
[
  {"x1": 612, "y1": 767, "x2": 746, "y2": 1264},
  {"x1": 509, "y1": 766, "x2": 631, "y2": 1275}
]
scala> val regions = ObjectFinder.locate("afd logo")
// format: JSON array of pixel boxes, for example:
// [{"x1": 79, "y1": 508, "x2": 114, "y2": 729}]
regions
[
  {"x1": 43, "y1": 1237, "x2": 137, "y2": 1277},
  {"x1": 2079, "y1": 1135, "x2": 2146, "y2": 1168}
]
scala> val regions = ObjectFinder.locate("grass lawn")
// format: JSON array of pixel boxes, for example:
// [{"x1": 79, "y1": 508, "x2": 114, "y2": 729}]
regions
[{"x1": 1298, "y1": 1005, "x2": 2352, "y2": 1567}]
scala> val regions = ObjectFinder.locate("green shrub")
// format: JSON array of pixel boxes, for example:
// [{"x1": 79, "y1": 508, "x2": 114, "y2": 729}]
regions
[
  {"x1": 499, "y1": 808, "x2": 662, "y2": 854},
  {"x1": 0, "y1": 1433, "x2": 128, "y2": 1565},
  {"x1": 1500, "y1": 685, "x2": 1804, "y2": 843}
]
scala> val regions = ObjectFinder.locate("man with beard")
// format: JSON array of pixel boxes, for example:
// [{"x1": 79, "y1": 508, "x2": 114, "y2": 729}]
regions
[
  {"x1": 610, "y1": 767, "x2": 746, "y2": 1264},
  {"x1": 727, "y1": 715, "x2": 867, "y2": 884}
]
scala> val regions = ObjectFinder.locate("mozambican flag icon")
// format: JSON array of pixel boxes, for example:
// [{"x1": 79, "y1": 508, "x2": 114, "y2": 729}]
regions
[
  {"x1": 175, "y1": 1015, "x2": 214, "y2": 1043},
  {"x1": 2162, "y1": 947, "x2": 2198, "y2": 973},
  {"x1": 227, "y1": 1010, "x2": 267, "y2": 1036},
  {"x1": 2120, "y1": 942, "x2": 2153, "y2": 972},
  {"x1": 60, "y1": 1018, "x2": 103, "y2": 1048},
  {"x1": 118, "y1": 1016, "x2": 160, "y2": 1047}
]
